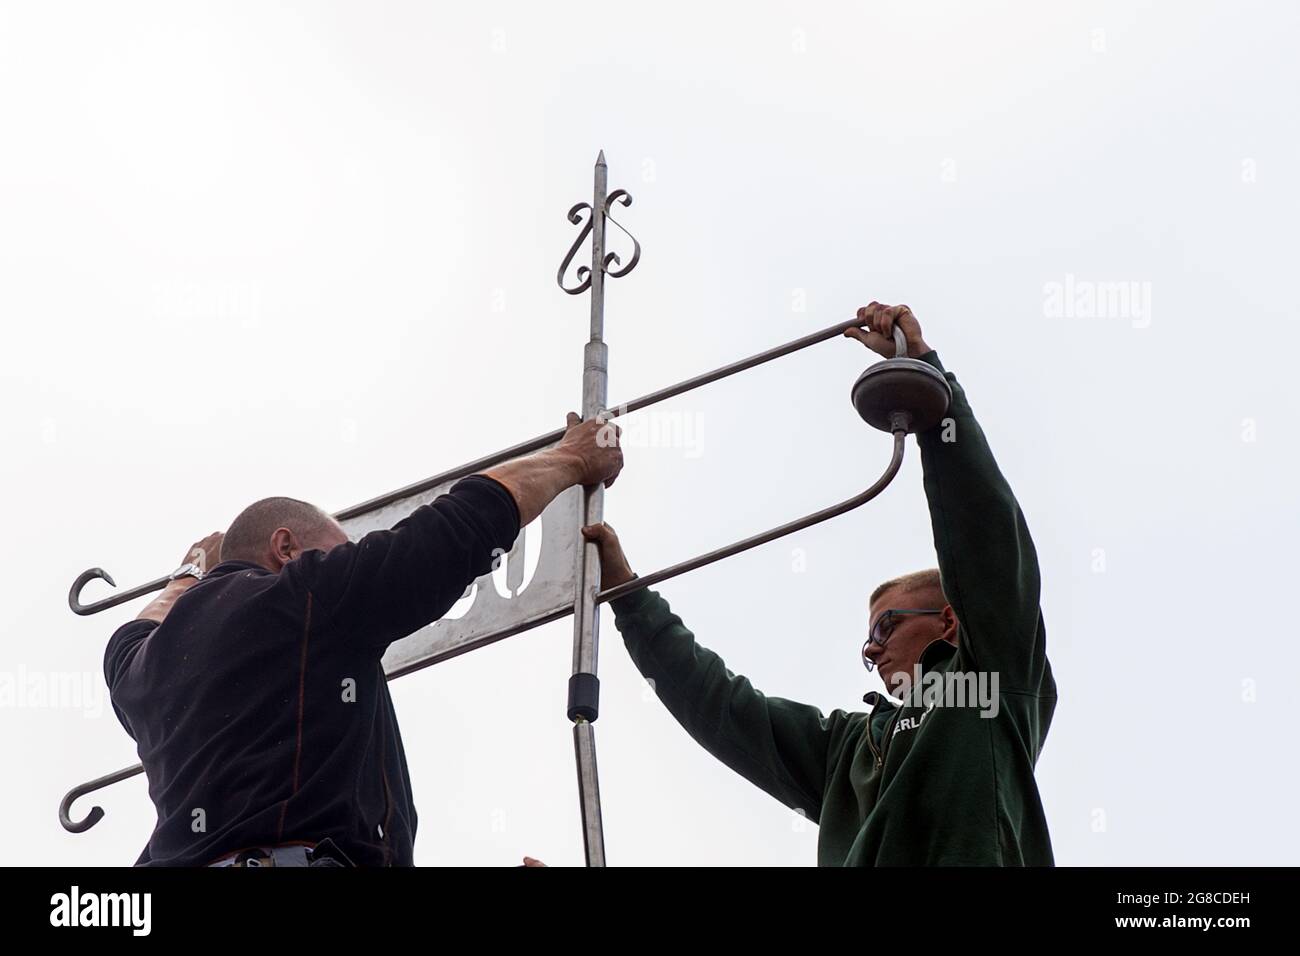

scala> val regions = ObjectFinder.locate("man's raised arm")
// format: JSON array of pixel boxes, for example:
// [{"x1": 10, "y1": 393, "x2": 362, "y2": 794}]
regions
[
  {"x1": 586, "y1": 523, "x2": 847, "y2": 822},
  {"x1": 297, "y1": 413, "x2": 622, "y2": 651},
  {"x1": 482, "y1": 412, "x2": 621, "y2": 525},
  {"x1": 849, "y1": 303, "x2": 1049, "y2": 694}
]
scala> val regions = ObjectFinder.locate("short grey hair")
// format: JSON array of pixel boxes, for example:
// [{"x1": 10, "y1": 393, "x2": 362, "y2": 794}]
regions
[{"x1": 222, "y1": 497, "x2": 332, "y2": 564}]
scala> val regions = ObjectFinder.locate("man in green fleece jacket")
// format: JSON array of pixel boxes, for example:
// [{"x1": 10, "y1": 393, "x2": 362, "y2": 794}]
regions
[{"x1": 581, "y1": 302, "x2": 1056, "y2": 866}]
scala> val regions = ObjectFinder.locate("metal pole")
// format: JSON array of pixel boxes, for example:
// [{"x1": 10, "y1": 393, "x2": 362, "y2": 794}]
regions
[{"x1": 569, "y1": 151, "x2": 609, "y2": 866}]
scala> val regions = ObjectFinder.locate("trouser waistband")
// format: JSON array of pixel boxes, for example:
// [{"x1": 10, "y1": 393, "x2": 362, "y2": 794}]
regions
[{"x1": 207, "y1": 839, "x2": 353, "y2": 867}]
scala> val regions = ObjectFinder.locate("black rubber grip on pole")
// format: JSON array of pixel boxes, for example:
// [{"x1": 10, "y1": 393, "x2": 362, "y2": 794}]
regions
[{"x1": 567, "y1": 673, "x2": 600, "y2": 722}]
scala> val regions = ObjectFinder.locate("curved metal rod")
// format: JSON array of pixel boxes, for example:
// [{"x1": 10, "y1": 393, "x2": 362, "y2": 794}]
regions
[
  {"x1": 67, "y1": 317, "x2": 869, "y2": 617},
  {"x1": 70, "y1": 568, "x2": 172, "y2": 617},
  {"x1": 597, "y1": 425, "x2": 908, "y2": 605},
  {"x1": 556, "y1": 202, "x2": 595, "y2": 295},
  {"x1": 602, "y1": 189, "x2": 641, "y2": 279},
  {"x1": 59, "y1": 763, "x2": 144, "y2": 832}
]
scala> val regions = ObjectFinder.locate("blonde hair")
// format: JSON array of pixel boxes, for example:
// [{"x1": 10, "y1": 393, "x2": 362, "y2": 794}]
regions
[{"x1": 869, "y1": 568, "x2": 946, "y2": 608}]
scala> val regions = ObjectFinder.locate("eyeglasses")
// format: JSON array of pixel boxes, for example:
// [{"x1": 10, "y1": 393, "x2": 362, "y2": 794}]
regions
[{"x1": 861, "y1": 608, "x2": 944, "y2": 671}]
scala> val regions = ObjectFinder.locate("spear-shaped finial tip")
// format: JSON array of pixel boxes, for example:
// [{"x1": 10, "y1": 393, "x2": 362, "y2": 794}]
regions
[{"x1": 596, "y1": 149, "x2": 606, "y2": 166}]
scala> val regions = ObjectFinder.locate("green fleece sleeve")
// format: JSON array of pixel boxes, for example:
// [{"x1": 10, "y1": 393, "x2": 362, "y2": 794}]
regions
[
  {"x1": 610, "y1": 586, "x2": 847, "y2": 821},
  {"x1": 916, "y1": 351, "x2": 1051, "y2": 694}
]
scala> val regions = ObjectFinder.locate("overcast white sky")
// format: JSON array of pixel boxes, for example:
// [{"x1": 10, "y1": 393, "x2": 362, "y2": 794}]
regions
[{"x1": 2, "y1": 0, "x2": 1297, "y2": 866}]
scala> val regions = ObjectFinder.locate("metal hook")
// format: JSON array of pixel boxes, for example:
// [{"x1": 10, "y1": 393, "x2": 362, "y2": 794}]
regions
[
  {"x1": 59, "y1": 763, "x2": 144, "y2": 832},
  {"x1": 69, "y1": 567, "x2": 171, "y2": 616}
]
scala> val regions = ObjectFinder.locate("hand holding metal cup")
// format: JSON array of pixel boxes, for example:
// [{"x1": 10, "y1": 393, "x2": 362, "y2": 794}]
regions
[{"x1": 850, "y1": 325, "x2": 953, "y2": 434}]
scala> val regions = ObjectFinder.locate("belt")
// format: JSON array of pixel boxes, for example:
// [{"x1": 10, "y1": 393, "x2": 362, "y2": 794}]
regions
[{"x1": 207, "y1": 839, "x2": 353, "y2": 868}]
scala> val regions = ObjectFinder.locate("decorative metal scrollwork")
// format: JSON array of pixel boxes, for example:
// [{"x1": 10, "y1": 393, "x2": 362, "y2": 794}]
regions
[{"x1": 556, "y1": 190, "x2": 640, "y2": 295}]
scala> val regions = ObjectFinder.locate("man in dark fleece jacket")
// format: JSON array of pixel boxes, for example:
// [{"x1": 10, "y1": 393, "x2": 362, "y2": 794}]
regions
[
  {"x1": 582, "y1": 303, "x2": 1056, "y2": 865},
  {"x1": 105, "y1": 412, "x2": 622, "y2": 867}
]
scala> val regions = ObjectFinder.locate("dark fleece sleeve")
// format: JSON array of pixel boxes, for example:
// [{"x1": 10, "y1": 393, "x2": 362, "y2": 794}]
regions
[
  {"x1": 292, "y1": 475, "x2": 521, "y2": 652},
  {"x1": 612, "y1": 586, "x2": 851, "y2": 821},
  {"x1": 916, "y1": 351, "x2": 1051, "y2": 696}
]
